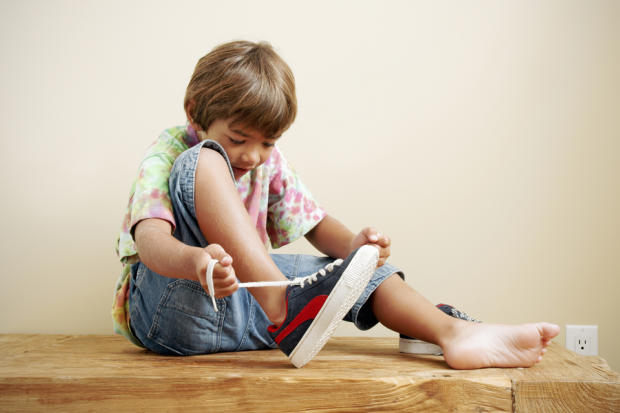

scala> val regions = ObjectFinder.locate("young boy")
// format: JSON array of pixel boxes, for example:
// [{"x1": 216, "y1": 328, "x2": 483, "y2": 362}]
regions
[{"x1": 113, "y1": 40, "x2": 559, "y2": 369}]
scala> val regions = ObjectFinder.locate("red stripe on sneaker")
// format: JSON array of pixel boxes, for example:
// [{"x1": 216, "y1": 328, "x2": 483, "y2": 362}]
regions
[{"x1": 274, "y1": 295, "x2": 328, "y2": 345}]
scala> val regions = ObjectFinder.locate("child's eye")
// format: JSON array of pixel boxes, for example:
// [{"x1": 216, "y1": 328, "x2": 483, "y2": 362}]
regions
[
  {"x1": 229, "y1": 137, "x2": 244, "y2": 145},
  {"x1": 262, "y1": 142, "x2": 275, "y2": 148}
]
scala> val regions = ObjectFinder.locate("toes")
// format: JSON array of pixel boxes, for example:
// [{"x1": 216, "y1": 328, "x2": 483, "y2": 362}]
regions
[
  {"x1": 541, "y1": 348, "x2": 547, "y2": 355},
  {"x1": 542, "y1": 339, "x2": 552, "y2": 347},
  {"x1": 538, "y1": 322, "x2": 561, "y2": 340},
  {"x1": 536, "y1": 355, "x2": 543, "y2": 363}
]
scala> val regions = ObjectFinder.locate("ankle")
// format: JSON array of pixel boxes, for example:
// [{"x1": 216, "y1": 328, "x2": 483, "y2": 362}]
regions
[
  {"x1": 269, "y1": 309, "x2": 286, "y2": 328},
  {"x1": 437, "y1": 318, "x2": 468, "y2": 349},
  {"x1": 260, "y1": 286, "x2": 288, "y2": 328}
]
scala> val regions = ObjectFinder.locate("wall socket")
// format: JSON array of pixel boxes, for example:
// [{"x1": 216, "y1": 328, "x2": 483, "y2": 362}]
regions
[{"x1": 566, "y1": 325, "x2": 598, "y2": 356}]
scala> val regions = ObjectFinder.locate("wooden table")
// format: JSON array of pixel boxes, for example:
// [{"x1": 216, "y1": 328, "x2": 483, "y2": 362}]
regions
[{"x1": 1, "y1": 335, "x2": 618, "y2": 412}]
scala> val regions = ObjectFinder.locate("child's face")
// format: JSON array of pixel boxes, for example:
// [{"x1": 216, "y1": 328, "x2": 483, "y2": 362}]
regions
[{"x1": 200, "y1": 119, "x2": 281, "y2": 180}]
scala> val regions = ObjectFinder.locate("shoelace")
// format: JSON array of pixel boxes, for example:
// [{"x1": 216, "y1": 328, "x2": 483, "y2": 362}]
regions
[
  {"x1": 206, "y1": 258, "x2": 344, "y2": 312},
  {"x1": 451, "y1": 308, "x2": 480, "y2": 323}
]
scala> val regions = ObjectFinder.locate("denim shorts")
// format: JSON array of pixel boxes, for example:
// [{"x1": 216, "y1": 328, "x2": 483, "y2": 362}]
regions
[{"x1": 128, "y1": 140, "x2": 404, "y2": 356}]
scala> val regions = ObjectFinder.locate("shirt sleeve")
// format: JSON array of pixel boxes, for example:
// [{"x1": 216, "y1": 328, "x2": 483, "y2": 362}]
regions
[
  {"x1": 116, "y1": 153, "x2": 176, "y2": 265},
  {"x1": 266, "y1": 148, "x2": 327, "y2": 249}
]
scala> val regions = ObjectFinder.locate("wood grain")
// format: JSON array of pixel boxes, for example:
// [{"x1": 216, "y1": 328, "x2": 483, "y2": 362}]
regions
[
  {"x1": 503, "y1": 342, "x2": 620, "y2": 412},
  {"x1": 0, "y1": 335, "x2": 74, "y2": 360},
  {"x1": 0, "y1": 335, "x2": 617, "y2": 412}
]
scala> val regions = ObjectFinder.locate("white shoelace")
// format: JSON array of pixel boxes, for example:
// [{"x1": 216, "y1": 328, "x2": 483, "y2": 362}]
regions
[{"x1": 206, "y1": 258, "x2": 343, "y2": 312}]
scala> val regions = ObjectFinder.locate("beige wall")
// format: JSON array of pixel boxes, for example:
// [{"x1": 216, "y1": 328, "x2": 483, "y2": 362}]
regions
[{"x1": 1, "y1": 1, "x2": 619, "y2": 372}]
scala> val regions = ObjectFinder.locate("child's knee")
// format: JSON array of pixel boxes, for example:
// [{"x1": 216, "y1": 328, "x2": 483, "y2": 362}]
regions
[
  {"x1": 197, "y1": 146, "x2": 230, "y2": 174},
  {"x1": 194, "y1": 146, "x2": 236, "y2": 189}
]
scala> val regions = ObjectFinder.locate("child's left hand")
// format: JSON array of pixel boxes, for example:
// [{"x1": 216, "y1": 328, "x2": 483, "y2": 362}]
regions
[{"x1": 350, "y1": 227, "x2": 391, "y2": 267}]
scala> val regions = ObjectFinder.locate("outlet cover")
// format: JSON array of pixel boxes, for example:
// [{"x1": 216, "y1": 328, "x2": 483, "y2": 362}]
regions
[{"x1": 566, "y1": 325, "x2": 598, "y2": 355}]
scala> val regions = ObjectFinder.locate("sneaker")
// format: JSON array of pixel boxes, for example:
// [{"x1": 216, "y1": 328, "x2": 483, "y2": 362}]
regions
[
  {"x1": 399, "y1": 303, "x2": 481, "y2": 355},
  {"x1": 268, "y1": 245, "x2": 379, "y2": 368}
]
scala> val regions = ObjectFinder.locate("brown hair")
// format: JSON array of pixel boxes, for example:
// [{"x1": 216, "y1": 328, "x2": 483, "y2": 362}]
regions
[{"x1": 184, "y1": 41, "x2": 297, "y2": 137}]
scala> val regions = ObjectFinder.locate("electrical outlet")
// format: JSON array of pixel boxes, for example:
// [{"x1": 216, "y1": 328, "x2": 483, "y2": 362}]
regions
[
  {"x1": 575, "y1": 337, "x2": 590, "y2": 355},
  {"x1": 566, "y1": 325, "x2": 598, "y2": 356}
]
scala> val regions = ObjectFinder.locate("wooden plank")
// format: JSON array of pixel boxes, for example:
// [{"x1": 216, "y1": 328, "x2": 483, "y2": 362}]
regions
[
  {"x1": 0, "y1": 335, "x2": 513, "y2": 412},
  {"x1": 503, "y1": 343, "x2": 620, "y2": 412},
  {"x1": 3, "y1": 336, "x2": 619, "y2": 412},
  {"x1": 0, "y1": 335, "x2": 74, "y2": 360}
]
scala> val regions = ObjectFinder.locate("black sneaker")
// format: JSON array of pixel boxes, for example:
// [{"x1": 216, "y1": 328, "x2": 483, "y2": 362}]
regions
[
  {"x1": 268, "y1": 245, "x2": 379, "y2": 368},
  {"x1": 399, "y1": 303, "x2": 481, "y2": 355}
]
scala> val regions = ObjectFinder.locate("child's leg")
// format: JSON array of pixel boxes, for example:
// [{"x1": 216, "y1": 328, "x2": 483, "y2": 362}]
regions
[
  {"x1": 191, "y1": 145, "x2": 290, "y2": 326},
  {"x1": 128, "y1": 140, "x2": 290, "y2": 356},
  {"x1": 369, "y1": 275, "x2": 560, "y2": 369},
  {"x1": 157, "y1": 140, "x2": 377, "y2": 367},
  {"x1": 128, "y1": 261, "x2": 277, "y2": 355}
]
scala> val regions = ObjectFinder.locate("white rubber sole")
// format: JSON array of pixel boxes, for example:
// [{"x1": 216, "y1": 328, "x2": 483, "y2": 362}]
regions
[
  {"x1": 399, "y1": 338, "x2": 443, "y2": 355},
  {"x1": 289, "y1": 245, "x2": 379, "y2": 368}
]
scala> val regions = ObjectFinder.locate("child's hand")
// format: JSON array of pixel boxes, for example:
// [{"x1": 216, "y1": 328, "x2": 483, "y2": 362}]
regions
[
  {"x1": 351, "y1": 227, "x2": 391, "y2": 267},
  {"x1": 196, "y1": 244, "x2": 239, "y2": 298}
]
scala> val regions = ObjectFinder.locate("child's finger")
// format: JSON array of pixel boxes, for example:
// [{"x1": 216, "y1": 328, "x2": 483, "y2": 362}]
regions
[
  {"x1": 212, "y1": 261, "x2": 236, "y2": 282},
  {"x1": 214, "y1": 272, "x2": 238, "y2": 289},
  {"x1": 378, "y1": 234, "x2": 391, "y2": 247},
  {"x1": 204, "y1": 243, "x2": 233, "y2": 266},
  {"x1": 210, "y1": 264, "x2": 238, "y2": 298},
  {"x1": 367, "y1": 243, "x2": 387, "y2": 259},
  {"x1": 361, "y1": 227, "x2": 379, "y2": 243},
  {"x1": 213, "y1": 282, "x2": 239, "y2": 299}
]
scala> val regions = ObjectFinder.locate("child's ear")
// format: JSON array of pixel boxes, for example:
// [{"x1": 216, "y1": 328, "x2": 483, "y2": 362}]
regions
[{"x1": 185, "y1": 99, "x2": 203, "y2": 131}]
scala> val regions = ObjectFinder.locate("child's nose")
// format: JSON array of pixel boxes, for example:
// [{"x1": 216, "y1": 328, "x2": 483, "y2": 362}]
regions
[{"x1": 242, "y1": 149, "x2": 260, "y2": 165}]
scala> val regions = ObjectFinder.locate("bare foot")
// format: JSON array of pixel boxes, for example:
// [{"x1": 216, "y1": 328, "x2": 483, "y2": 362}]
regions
[{"x1": 441, "y1": 322, "x2": 560, "y2": 370}]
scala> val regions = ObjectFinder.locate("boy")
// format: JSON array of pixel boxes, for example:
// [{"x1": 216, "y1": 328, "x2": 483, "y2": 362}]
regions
[{"x1": 113, "y1": 40, "x2": 559, "y2": 369}]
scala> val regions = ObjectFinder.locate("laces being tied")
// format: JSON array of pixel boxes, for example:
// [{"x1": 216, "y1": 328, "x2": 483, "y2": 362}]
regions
[{"x1": 205, "y1": 259, "x2": 344, "y2": 312}]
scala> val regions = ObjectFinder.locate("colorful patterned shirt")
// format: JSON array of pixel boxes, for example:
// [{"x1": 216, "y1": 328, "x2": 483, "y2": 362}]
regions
[{"x1": 112, "y1": 124, "x2": 326, "y2": 346}]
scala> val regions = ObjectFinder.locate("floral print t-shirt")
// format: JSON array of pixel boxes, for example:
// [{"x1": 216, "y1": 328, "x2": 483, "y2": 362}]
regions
[{"x1": 112, "y1": 124, "x2": 326, "y2": 347}]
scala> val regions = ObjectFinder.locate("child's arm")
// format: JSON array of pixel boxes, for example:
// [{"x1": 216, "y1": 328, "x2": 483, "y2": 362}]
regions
[
  {"x1": 134, "y1": 218, "x2": 239, "y2": 299},
  {"x1": 304, "y1": 215, "x2": 391, "y2": 267}
]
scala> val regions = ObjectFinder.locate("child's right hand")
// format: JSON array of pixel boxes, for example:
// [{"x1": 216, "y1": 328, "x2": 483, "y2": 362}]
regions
[{"x1": 196, "y1": 244, "x2": 239, "y2": 298}]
